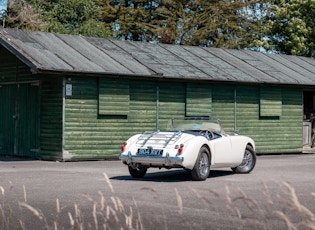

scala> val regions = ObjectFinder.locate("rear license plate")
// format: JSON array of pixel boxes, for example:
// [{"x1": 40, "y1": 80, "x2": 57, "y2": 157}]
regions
[{"x1": 137, "y1": 148, "x2": 163, "y2": 156}]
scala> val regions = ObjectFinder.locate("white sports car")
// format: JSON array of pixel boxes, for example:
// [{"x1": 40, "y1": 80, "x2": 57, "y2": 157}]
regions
[{"x1": 119, "y1": 118, "x2": 256, "y2": 181}]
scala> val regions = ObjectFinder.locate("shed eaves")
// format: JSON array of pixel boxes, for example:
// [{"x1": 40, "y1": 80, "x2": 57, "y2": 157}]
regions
[{"x1": 1, "y1": 28, "x2": 315, "y2": 86}]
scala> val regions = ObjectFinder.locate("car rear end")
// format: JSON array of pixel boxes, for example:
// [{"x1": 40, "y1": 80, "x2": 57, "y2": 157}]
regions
[{"x1": 119, "y1": 131, "x2": 193, "y2": 168}]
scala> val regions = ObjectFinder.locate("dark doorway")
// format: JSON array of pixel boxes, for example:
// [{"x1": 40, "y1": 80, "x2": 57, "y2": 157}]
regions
[
  {"x1": 304, "y1": 91, "x2": 315, "y2": 119},
  {"x1": 0, "y1": 83, "x2": 40, "y2": 157},
  {"x1": 303, "y1": 91, "x2": 315, "y2": 152}
]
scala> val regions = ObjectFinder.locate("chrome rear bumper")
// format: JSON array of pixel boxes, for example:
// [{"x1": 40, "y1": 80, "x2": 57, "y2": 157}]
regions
[{"x1": 119, "y1": 151, "x2": 184, "y2": 167}]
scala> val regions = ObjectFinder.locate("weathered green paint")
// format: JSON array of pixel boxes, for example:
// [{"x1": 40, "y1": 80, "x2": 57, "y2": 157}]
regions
[
  {"x1": 63, "y1": 79, "x2": 185, "y2": 159},
  {"x1": 212, "y1": 84, "x2": 236, "y2": 131},
  {"x1": 0, "y1": 84, "x2": 40, "y2": 157},
  {"x1": 61, "y1": 78, "x2": 304, "y2": 160},
  {"x1": 0, "y1": 46, "x2": 306, "y2": 160},
  {"x1": 158, "y1": 82, "x2": 186, "y2": 129},
  {"x1": 129, "y1": 80, "x2": 157, "y2": 132},
  {"x1": 16, "y1": 83, "x2": 40, "y2": 156},
  {"x1": 99, "y1": 78, "x2": 130, "y2": 115},
  {"x1": 0, "y1": 85, "x2": 16, "y2": 154},
  {"x1": 260, "y1": 86, "x2": 282, "y2": 117},
  {"x1": 0, "y1": 48, "x2": 40, "y2": 158},
  {"x1": 186, "y1": 83, "x2": 212, "y2": 117},
  {"x1": 0, "y1": 47, "x2": 38, "y2": 83},
  {"x1": 242, "y1": 86, "x2": 302, "y2": 153},
  {"x1": 39, "y1": 77, "x2": 63, "y2": 160}
]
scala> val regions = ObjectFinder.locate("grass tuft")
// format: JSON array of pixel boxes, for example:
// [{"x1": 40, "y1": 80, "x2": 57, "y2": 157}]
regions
[{"x1": 0, "y1": 177, "x2": 314, "y2": 229}]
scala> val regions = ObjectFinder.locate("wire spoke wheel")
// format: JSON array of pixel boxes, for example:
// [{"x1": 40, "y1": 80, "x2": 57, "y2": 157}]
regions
[
  {"x1": 239, "y1": 150, "x2": 253, "y2": 169},
  {"x1": 199, "y1": 152, "x2": 210, "y2": 178},
  {"x1": 191, "y1": 147, "x2": 210, "y2": 181},
  {"x1": 232, "y1": 145, "x2": 256, "y2": 174}
]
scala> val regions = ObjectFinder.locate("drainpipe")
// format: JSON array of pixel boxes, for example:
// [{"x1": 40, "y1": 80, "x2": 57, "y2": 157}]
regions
[
  {"x1": 62, "y1": 77, "x2": 66, "y2": 160},
  {"x1": 14, "y1": 60, "x2": 19, "y2": 155},
  {"x1": 234, "y1": 86, "x2": 237, "y2": 133},
  {"x1": 14, "y1": 84, "x2": 19, "y2": 155},
  {"x1": 156, "y1": 85, "x2": 159, "y2": 130}
]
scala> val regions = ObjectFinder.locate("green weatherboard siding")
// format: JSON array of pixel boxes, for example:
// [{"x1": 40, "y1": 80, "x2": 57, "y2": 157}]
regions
[
  {"x1": 40, "y1": 78, "x2": 63, "y2": 160},
  {"x1": 236, "y1": 86, "x2": 302, "y2": 153},
  {"x1": 0, "y1": 49, "x2": 40, "y2": 158},
  {"x1": 186, "y1": 83, "x2": 212, "y2": 117},
  {"x1": 62, "y1": 78, "x2": 303, "y2": 159}
]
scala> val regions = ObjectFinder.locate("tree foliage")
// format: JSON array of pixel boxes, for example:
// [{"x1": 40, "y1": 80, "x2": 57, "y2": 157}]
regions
[
  {"x1": 1, "y1": 0, "x2": 315, "y2": 56},
  {"x1": 258, "y1": 0, "x2": 315, "y2": 57},
  {"x1": 28, "y1": 0, "x2": 112, "y2": 37},
  {"x1": 1, "y1": 0, "x2": 46, "y2": 30},
  {"x1": 104, "y1": 0, "x2": 267, "y2": 49}
]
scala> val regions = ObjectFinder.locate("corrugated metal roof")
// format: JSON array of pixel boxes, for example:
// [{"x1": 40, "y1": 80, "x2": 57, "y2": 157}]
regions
[{"x1": 1, "y1": 28, "x2": 315, "y2": 85}]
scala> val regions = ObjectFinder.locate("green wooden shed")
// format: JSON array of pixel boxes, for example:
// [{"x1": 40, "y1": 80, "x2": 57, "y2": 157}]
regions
[{"x1": 1, "y1": 28, "x2": 315, "y2": 161}]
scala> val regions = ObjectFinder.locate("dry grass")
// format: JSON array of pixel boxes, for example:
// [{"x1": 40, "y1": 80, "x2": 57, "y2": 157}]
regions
[{"x1": 0, "y1": 175, "x2": 314, "y2": 230}]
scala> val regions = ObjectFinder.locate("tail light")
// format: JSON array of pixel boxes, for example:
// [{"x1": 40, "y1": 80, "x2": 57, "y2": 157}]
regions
[
  {"x1": 177, "y1": 144, "x2": 184, "y2": 155},
  {"x1": 121, "y1": 142, "x2": 127, "y2": 152}
]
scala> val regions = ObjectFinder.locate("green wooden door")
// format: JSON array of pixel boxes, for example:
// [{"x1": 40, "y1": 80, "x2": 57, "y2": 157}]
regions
[
  {"x1": 0, "y1": 83, "x2": 40, "y2": 157},
  {"x1": 0, "y1": 85, "x2": 16, "y2": 154}
]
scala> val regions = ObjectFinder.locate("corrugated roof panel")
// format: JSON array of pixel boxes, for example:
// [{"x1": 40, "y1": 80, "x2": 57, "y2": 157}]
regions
[
  {"x1": 276, "y1": 54, "x2": 315, "y2": 80},
  {"x1": 240, "y1": 50, "x2": 304, "y2": 85},
  {"x1": 246, "y1": 60, "x2": 276, "y2": 72},
  {"x1": 37, "y1": 32, "x2": 110, "y2": 72},
  {"x1": 162, "y1": 45, "x2": 225, "y2": 80},
  {"x1": 286, "y1": 55, "x2": 315, "y2": 75},
  {"x1": 0, "y1": 29, "x2": 73, "y2": 70},
  {"x1": 265, "y1": 53, "x2": 314, "y2": 84},
  {"x1": 85, "y1": 38, "x2": 156, "y2": 75},
  {"x1": 242, "y1": 59, "x2": 296, "y2": 84},
  {"x1": 298, "y1": 56, "x2": 315, "y2": 73},
  {"x1": 243, "y1": 51, "x2": 298, "y2": 84},
  {"x1": 1, "y1": 28, "x2": 315, "y2": 86},
  {"x1": 112, "y1": 40, "x2": 163, "y2": 57},
  {"x1": 56, "y1": 34, "x2": 134, "y2": 74},
  {"x1": 224, "y1": 49, "x2": 280, "y2": 83},
  {"x1": 110, "y1": 40, "x2": 175, "y2": 74},
  {"x1": 205, "y1": 48, "x2": 263, "y2": 83},
  {"x1": 29, "y1": 47, "x2": 76, "y2": 70},
  {"x1": 226, "y1": 49, "x2": 257, "y2": 61},
  {"x1": 113, "y1": 40, "x2": 209, "y2": 78},
  {"x1": 127, "y1": 42, "x2": 189, "y2": 66}
]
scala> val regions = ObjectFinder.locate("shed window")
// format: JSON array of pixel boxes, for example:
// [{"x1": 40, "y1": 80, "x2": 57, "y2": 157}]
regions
[
  {"x1": 98, "y1": 78, "x2": 129, "y2": 116},
  {"x1": 260, "y1": 87, "x2": 282, "y2": 117},
  {"x1": 186, "y1": 83, "x2": 212, "y2": 117}
]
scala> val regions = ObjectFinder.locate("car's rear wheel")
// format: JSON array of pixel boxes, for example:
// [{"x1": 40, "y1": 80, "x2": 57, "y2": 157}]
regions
[
  {"x1": 128, "y1": 165, "x2": 147, "y2": 178},
  {"x1": 232, "y1": 145, "x2": 256, "y2": 173},
  {"x1": 191, "y1": 147, "x2": 210, "y2": 181}
]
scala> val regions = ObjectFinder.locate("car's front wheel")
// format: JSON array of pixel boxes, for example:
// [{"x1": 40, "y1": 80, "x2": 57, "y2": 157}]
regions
[
  {"x1": 232, "y1": 145, "x2": 256, "y2": 173},
  {"x1": 191, "y1": 147, "x2": 210, "y2": 181},
  {"x1": 128, "y1": 165, "x2": 147, "y2": 178}
]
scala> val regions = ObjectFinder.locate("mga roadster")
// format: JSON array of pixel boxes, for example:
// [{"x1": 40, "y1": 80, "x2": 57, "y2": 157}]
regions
[{"x1": 119, "y1": 118, "x2": 256, "y2": 181}]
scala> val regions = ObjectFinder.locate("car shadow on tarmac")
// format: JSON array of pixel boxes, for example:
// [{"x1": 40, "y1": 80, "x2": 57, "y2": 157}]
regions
[{"x1": 111, "y1": 169, "x2": 234, "y2": 182}]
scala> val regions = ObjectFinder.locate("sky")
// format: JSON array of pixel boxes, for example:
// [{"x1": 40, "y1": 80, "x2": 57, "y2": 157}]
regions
[{"x1": 0, "y1": 0, "x2": 7, "y2": 17}]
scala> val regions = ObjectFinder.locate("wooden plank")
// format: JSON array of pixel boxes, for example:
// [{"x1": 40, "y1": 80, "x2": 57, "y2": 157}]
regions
[
  {"x1": 40, "y1": 77, "x2": 63, "y2": 160},
  {"x1": 63, "y1": 78, "x2": 304, "y2": 159},
  {"x1": 99, "y1": 78, "x2": 129, "y2": 115},
  {"x1": 186, "y1": 83, "x2": 212, "y2": 117},
  {"x1": 260, "y1": 86, "x2": 282, "y2": 117}
]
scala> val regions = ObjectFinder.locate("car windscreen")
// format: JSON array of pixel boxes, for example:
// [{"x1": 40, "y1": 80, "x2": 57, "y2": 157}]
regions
[{"x1": 168, "y1": 119, "x2": 222, "y2": 133}]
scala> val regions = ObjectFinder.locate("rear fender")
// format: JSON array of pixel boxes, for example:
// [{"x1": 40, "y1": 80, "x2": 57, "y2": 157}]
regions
[
  {"x1": 180, "y1": 136, "x2": 210, "y2": 169},
  {"x1": 122, "y1": 134, "x2": 141, "y2": 154}
]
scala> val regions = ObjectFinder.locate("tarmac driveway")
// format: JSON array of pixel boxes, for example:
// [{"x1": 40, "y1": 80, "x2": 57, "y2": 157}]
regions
[{"x1": 0, "y1": 154, "x2": 314, "y2": 229}]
